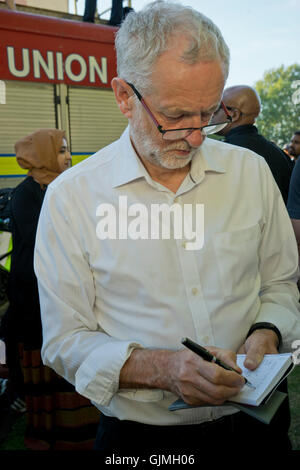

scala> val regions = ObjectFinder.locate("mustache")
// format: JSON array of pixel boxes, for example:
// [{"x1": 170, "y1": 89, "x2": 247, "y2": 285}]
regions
[{"x1": 164, "y1": 142, "x2": 193, "y2": 152}]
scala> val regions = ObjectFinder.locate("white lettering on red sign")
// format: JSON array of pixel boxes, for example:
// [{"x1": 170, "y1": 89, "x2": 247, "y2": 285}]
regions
[
  {"x1": 65, "y1": 53, "x2": 87, "y2": 82},
  {"x1": 56, "y1": 52, "x2": 64, "y2": 80},
  {"x1": 33, "y1": 50, "x2": 55, "y2": 80},
  {"x1": 6, "y1": 46, "x2": 108, "y2": 84},
  {"x1": 89, "y1": 56, "x2": 107, "y2": 83},
  {"x1": 7, "y1": 46, "x2": 30, "y2": 77},
  {"x1": 0, "y1": 80, "x2": 6, "y2": 104}
]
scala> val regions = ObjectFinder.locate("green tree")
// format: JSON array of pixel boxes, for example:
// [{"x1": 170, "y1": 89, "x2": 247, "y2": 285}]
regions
[{"x1": 255, "y1": 64, "x2": 300, "y2": 147}]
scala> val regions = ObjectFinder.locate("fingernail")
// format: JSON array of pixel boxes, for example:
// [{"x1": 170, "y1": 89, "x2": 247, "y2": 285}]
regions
[{"x1": 244, "y1": 358, "x2": 255, "y2": 369}]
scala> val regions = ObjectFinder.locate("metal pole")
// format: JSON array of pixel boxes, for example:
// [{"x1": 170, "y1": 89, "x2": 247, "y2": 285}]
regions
[{"x1": 74, "y1": 0, "x2": 77, "y2": 15}]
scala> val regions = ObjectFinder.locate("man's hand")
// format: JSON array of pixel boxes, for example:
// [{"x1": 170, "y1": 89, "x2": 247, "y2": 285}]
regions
[
  {"x1": 165, "y1": 346, "x2": 245, "y2": 406},
  {"x1": 238, "y1": 329, "x2": 279, "y2": 371},
  {"x1": 120, "y1": 346, "x2": 245, "y2": 406}
]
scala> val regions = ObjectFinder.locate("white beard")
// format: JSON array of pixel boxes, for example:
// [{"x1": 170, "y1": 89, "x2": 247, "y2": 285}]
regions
[{"x1": 130, "y1": 110, "x2": 200, "y2": 170}]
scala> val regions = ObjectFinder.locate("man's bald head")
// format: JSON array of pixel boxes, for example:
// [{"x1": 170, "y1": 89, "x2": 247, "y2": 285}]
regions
[
  {"x1": 216, "y1": 85, "x2": 261, "y2": 135},
  {"x1": 223, "y1": 85, "x2": 261, "y2": 117}
]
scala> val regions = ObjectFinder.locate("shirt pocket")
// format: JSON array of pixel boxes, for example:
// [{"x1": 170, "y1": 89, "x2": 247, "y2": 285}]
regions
[{"x1": 213, "y1": 224, "x2": 260, "y2": 299}]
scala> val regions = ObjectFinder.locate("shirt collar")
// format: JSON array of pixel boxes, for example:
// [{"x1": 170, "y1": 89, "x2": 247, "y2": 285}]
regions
[
  {"x1": 112, "y1": 127, "x2": 226, "y2": 188},
  {"x1": 112, "y1": 126, "x2": 151, "y2": 188},
  {"x1": 189, "y1": 137, "x2": 226, "y2": 183}
]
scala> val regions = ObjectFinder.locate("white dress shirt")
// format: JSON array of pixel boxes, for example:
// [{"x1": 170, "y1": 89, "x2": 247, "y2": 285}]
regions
[{"x1": 34, "y1": 126, "x2": 300, "y2": 426}]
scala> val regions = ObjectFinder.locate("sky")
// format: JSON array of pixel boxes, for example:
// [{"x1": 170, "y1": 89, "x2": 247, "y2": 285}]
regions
[{"x1": 69, "y1": 0, "x2": 300, "y2": 87}]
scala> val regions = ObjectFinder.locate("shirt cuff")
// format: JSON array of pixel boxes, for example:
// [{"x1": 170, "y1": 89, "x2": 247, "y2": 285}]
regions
[
  {"x1": 75, "y1": 340, "x2": 143, "y2": 406},
  {"x1": 117, "y1": 389, "x2": 164, "y2": 402}
]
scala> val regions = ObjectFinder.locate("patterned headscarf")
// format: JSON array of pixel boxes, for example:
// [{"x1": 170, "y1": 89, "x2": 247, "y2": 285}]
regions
[{"x1": 15, "y1": 129, "x2": 66, "y2": 186}]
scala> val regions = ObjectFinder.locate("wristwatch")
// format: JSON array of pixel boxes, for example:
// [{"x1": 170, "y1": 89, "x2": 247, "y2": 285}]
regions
[{"x1": 246, "y1": 322, "x2": 282, "y2": 349}]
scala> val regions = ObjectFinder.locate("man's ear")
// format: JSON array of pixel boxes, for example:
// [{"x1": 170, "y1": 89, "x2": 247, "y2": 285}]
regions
[
  {"x1": 111, "y1": 78, "x2": 133, "y2": 118},
  {"x1": 230, "y1": 107, "x2": 241, "y2": 123}
]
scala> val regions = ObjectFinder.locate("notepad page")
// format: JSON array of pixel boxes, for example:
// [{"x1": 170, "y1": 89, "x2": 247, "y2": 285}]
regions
[{"x1": 232, "y1": 353, "x2": 292, "y2": 406}]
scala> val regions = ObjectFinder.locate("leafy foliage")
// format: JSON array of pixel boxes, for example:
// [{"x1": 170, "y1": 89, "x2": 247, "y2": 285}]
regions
[{"x1": 255, "y1": 64, "x2": 300, "y2": 147}]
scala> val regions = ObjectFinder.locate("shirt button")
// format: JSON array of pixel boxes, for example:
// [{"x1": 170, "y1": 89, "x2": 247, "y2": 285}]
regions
[
  {"x1": 202, "y1": 336, "x2": 210, "y2": 344},
  {"x1": 174, "y1": 197, "x2": 179, "y2": 204},
  {"x1": 182, "y1": 241, "x2": 186, "y2": 249},
  {"x1": 191, "y1": 287, "x2": 198, "y2": 295}
]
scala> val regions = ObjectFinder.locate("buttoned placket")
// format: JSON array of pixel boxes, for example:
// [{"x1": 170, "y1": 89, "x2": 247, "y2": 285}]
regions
[
  {"x1": 176, "y1": 183, "x2": 214, "y2": 349},
  {"x1": 150, "y1": 172, "x2": 215, "y2": 349}
]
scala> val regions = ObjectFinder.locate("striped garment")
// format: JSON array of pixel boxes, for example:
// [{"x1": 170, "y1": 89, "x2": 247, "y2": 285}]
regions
[{"x1": 19, "y1": 345, "x2": 101, "y2": 450}]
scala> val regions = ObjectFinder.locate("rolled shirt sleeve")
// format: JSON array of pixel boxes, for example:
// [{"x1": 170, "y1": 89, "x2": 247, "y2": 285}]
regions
[{"x1": 34, "y1": 184, "x2": 143, "y2": 406}]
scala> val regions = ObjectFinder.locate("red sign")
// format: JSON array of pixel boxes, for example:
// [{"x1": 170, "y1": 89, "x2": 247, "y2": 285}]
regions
[{"x1": 0, "y1": 10, "x2": 118, "y2": 87}]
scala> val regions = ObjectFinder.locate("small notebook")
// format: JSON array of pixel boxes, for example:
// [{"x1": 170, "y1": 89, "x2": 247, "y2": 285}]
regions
[
  {"x1": 230, "y1": 353, "x2": 294, "y2": 406},
  {"x1": 169, "y1": 353, "x2": 294, "y2": 424}
]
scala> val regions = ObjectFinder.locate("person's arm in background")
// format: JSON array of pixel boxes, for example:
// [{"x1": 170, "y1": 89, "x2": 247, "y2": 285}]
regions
[
  {"x1": 12, "y1": 179, "x2": 45, "y2": 248},
  {"x1": 9, "y1": 178, "x2": 46, "y2": 345},
  {"x1": 11, "y1": 178, "x2": 45, "y2": 283},
  {"x1": 287, "y1": 158, "x2": 300, "y2": 263}
]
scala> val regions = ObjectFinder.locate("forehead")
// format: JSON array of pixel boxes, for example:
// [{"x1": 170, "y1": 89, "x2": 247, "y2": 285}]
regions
[{"x1": 148, "y1": 45, "x2": 225, "y2": 111}]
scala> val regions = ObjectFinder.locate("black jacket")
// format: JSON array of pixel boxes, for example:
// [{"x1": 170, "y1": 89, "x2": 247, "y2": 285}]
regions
[
  {"x1": 8, "y1": 176, "x2": 46, "y2": 347},
  {"x1": 224, "y1": 125, "x2": 294, "y2": 205}
]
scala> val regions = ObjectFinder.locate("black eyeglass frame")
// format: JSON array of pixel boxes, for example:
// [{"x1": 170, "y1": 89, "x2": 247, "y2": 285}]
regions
[{"x1": 126, "y1": 81, "x2": 232, "y2": 139}]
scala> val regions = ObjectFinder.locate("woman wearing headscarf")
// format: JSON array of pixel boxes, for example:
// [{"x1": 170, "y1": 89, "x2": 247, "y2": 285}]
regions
[{"x1": 6, "y1": 129, "x2": 100, "y2": 450}]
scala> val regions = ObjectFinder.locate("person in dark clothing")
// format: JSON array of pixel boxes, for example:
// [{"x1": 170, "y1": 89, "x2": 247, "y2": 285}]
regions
[
  {"x1": 109, "y1": 0, "x2": 123, "y2": 26},
  {"x1": 288, "y1": 131, "x2": 300, "y2": 161},
  {"x1": 213, "y1": 84, "x2": 293, "y2": 445},
  {"x1": 83, "y1": 0, "x2": 131, "y2": 26},
  {"x1": 83, "y1": 0, "x2": 98, "y2": 22},
  {"x1": 2, "y1": 177, "x2": 46, "y2": 413},
  {"x1": 10, "y1": 130, "x2": 71, "y2": 354},
  {"x1": 287, "y1": 157, "x2": 300, "y2": 259},
  {"x1": 4, "y1": 129, "x2": 100, "y2": 450},
  {"x1": 214, "y1": 85, "x2": 294, "y2": 204}
]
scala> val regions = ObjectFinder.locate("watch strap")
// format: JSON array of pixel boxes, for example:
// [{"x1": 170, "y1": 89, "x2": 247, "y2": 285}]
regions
[{"x1": 246, "y1": 322, "x2": 282, "y2": 349}]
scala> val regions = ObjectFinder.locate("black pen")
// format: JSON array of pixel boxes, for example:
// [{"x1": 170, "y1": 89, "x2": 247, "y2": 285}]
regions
[{"x1": 182, "y1": 337, "x2": 255, "y2": 389}]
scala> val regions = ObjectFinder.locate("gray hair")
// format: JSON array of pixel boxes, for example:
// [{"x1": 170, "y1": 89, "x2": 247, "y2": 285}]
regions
[{"x1": 115, "y1": 0, "x2": 230, "y2": 94}]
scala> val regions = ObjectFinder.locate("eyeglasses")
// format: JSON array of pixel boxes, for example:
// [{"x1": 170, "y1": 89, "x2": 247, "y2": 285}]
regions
[{"x1": 127, "y1": 82, "x2": 232, "y2": 141}]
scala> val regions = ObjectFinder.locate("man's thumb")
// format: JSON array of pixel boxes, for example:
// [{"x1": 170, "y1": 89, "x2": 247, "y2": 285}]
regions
[{"x1": 244, "y1": 349, "x2": 264, "y2": 370}]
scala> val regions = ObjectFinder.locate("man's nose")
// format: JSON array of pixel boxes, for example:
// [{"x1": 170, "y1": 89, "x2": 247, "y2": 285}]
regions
[{"x1": 184, "y1": 128, "x2": 204, "y2": 147}]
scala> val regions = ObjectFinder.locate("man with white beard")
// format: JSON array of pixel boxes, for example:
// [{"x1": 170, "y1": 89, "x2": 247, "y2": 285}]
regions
[{"x1": 34, "y1": 1, "x2": 300, "y2": 453}]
